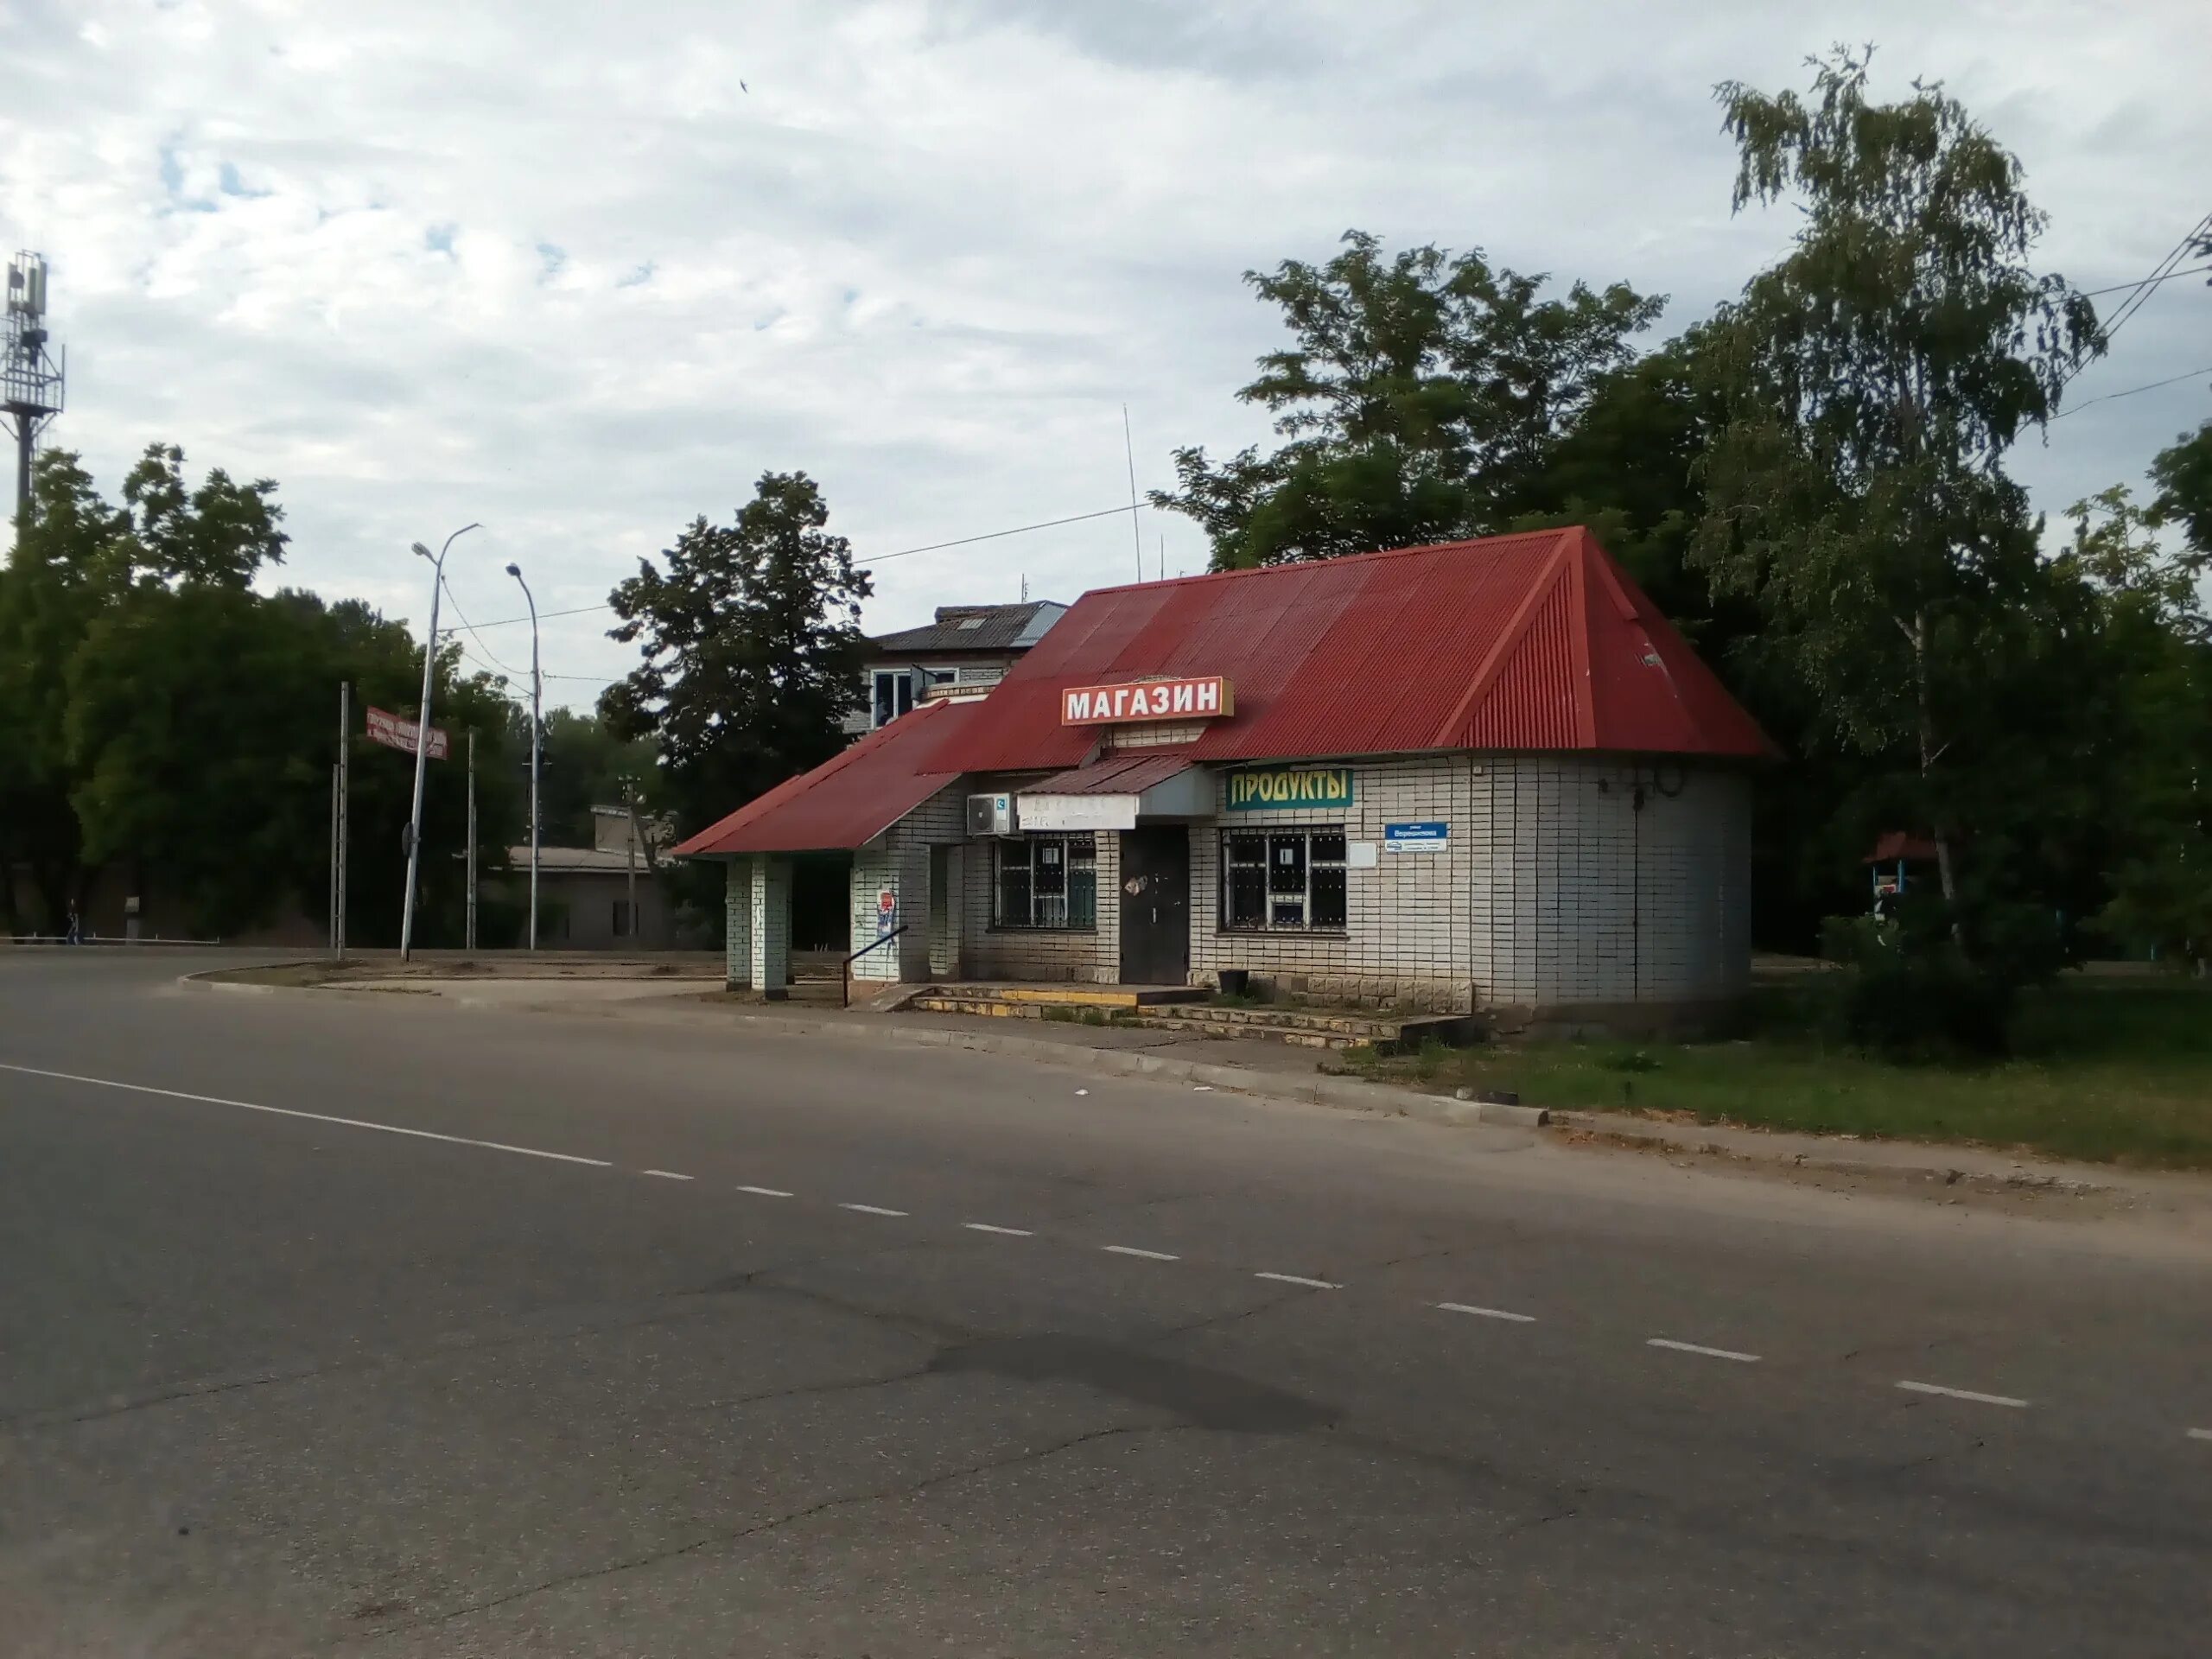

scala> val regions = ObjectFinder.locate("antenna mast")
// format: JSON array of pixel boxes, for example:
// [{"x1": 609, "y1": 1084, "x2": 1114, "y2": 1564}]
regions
[{"x1": 3, "y1": 251, "x2": 65, "y2": 526}]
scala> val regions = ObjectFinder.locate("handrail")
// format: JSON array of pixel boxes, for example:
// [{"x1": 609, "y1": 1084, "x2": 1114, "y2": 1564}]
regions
[{"x1": 842, "y1": 924, "x2": 909, "y2": 1007}]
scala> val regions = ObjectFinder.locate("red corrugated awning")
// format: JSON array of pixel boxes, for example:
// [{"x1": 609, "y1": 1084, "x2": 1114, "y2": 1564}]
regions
[
  {"x1": 1016, "y1": 753, "x2": 1192, "y2": 798},
  {"x1": 672, "y1": 700, "x2": 971, "y2": 857}
]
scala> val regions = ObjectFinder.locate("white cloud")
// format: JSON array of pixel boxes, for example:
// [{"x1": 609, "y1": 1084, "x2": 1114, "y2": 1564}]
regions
[{"x1": 2, "y1": 0, "x2": 2206, "y2": 705}]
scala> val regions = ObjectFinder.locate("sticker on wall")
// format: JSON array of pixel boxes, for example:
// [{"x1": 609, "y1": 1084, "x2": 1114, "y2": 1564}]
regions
[
  {"x1": 1382, "y1": 821, "x2": 1448, "y2": 853},
  {"x1": 1225, "y1": 766, "x2": 1355, "y2": 811},
  {"x1": 876, "y1": 888, "x2": 899, "y2": 937}
]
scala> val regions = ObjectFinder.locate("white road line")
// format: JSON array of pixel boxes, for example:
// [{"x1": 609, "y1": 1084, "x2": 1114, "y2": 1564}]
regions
[
  {"x1": 963, "y1": 1223, "x2": 1034, "y2": 1236},
  {"x1": 735, "y1": 1185, "x2": 793, "y2": 1198},
  {"x1": 1648, "y1": 1338, "x2": 1761, "y2": 1363},
  {"x1": 1101, "y1": 1244, "x2": 1179, "y2": 1262},
  {"x1": 0, "y1": 1061, "x2": 613, "y2": 1167},
  {"x1": 1895, "y1": 1380, "x2": 2029, "y2": 1408},
  {"x1": 838, "y1": 1202, "x2": 908, "y2": 1217},
  {"x1": 1255, "y1": 1271, "x2": 1340, "y2": 1290},
  {"x1": 1438, "y1": 1302, "x2": 1537, "y2": 1324},
  {"x1": 641, "y1": 1169, "x2": 693, "y2": 1181},
  {"x1": 2189, "y1": 1428, "x2": 2212, "y2": 1443}
]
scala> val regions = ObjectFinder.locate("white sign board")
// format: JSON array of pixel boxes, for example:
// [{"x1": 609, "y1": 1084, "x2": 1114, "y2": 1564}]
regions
[
  {"x1": 1017, "y1": 794, "x2": 1139, "y2": 832},
  {"x1": 1345, "y1": 841, "x2": 1379, "y2": 868},
  {"x1": 1382, "y1": 821, "x2": 1448, "y2": 854}
]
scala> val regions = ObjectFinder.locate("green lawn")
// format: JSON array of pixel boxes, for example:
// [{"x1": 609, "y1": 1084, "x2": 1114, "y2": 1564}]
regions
[{"x1": 1342, "y1": 976, "x2": 2212, "y2": 1169}]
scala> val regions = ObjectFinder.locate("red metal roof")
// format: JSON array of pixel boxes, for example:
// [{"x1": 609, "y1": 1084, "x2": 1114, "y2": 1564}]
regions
[
  {"x1": 671, "y1": 699, "x2": 970, "y2": 857},
  {"x1": 1018, "y1": 753, "x2": 1192, "y2": 797},
  {"x1": 932, "y1": 527, "x2": 1776, "y2": 772},
  {"x1": 1865, "y1": 832, "x2": 1942, "y2": 865}
]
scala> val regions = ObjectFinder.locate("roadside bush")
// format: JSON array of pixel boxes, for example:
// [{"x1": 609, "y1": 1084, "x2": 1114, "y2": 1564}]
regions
[{"x1": 1816, "y1": 912, "x2": 2015, "y2": 1059}]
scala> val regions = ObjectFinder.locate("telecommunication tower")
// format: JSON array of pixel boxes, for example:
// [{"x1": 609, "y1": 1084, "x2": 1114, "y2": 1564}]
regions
[{"x1": 3, "y1": 251, "x2": 66, "y2": 524}]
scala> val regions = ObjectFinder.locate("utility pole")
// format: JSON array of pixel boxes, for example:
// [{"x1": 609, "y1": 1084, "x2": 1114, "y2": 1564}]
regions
[
  {"x1": 622, "y1": 778, "x2": 639, "y2": 948},
  {"x1": 335, "y1": 682, "x2": 350, "y2": 963},
  {"x1": 465, "y1": 731, "x2": 478, "y2": 952},
  {"x1": 505, "y1": 563, "x2": 541, "y2": 951},
  {"x1": 399, "y1": 523, "x2": 480, "y2": 961},
  {"x1": 329, "y1": 764, "x2": 340, "y2": 952}
]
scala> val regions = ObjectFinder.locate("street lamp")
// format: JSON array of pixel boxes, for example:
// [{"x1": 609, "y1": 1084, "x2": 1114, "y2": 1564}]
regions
[
  {"x1": 398, "y1": 522, "x2": 480, "y2": 961},
  {"x1": 505, "y1": 561, "x2": 541, "y2": 952}
]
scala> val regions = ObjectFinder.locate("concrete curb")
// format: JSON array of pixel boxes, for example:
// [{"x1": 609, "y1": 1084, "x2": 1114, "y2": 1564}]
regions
[
  {"x1": 651, "y1": 1004, "x2": 1552, "y2": 1131},
  {"x1": 175, "y1": 968, "x2": 1546, "y2": 1132}
]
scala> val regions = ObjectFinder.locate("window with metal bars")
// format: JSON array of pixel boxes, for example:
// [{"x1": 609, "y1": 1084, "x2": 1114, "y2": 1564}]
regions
[
  {"x1": 993, "y1": 833, "x2": 1097, "y2": 929},
  {"x1": 1220, "y1": 828, "x2": 1346, "y2": 931}
]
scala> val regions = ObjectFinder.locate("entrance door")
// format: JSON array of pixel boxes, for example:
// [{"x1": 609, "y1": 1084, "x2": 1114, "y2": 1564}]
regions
[{"x1": 1118, "y1": 826, "x2": 1190, "y2": 984}]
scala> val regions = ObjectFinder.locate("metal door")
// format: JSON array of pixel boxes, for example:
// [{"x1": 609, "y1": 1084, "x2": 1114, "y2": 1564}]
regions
[{"x1": 1118, "y1": 826, "x2": 1190, "y2": 984}]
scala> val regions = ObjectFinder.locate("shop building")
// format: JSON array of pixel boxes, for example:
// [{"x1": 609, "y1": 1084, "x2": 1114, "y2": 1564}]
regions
[{"x1": 675, "y1": 527, "x2": 1776, "y2": 1017}]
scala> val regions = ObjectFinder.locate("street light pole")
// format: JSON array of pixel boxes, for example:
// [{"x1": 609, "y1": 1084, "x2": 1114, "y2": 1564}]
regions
[
  {"x1": 506, "y1": 562, "x2": 541, "y2": 952},
  {"x1": 399, "y1": 522, "x2": 480, "y2": 962}
]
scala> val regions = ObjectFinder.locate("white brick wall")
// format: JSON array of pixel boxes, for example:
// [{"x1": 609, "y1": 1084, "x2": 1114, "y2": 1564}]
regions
[
  {"x1": 848, "y1": 784, "x2": 968, "y2": 981},
  {"x1": 722, "y1": 857, "x2": 752, "y2": 988},
  {"x1": 1187, "y1": 754, "x2": 1750, "y2": 1010},
  {"x1": 804, "y1": 753, "x2": 1751, "y2": 1008}
]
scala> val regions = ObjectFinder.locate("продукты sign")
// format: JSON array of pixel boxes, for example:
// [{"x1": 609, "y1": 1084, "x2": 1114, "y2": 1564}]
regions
[{"x1": 1225, "y1": 766, "x2": 1355, "y2": 811}]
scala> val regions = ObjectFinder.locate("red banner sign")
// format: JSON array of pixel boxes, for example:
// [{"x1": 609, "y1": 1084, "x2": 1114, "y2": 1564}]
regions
[
  {"x1": 365, "y1": 706, "x2": 449, "y2": 760},
  {"x1": 1061, "y1": 676, "x2": 1233, "y2": 726}
]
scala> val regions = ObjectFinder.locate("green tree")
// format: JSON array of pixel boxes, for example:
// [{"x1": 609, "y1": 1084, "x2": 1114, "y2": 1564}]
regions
[
  {"x1": 601, "y1": 471, "x2": 870, "y2": 848},
  {"x1": 2059, "y1": 486, "x2": 2212, "y2": 971},
  {"x1": 1153, "y1": 230, "x2": 1661, "y2": 569},
  {"x1": 2147, "y1": 420, "x2": 2212, "y2": 572},
  {"x1": 0, "y1": 451, "x2": 140, "y2": 930},
  {"x1": 1692, "y1": 48, "x2": 2098, "y2": 982},
  {"x1": 535, "y1": 708, "x2": 657, "y2": 847}
]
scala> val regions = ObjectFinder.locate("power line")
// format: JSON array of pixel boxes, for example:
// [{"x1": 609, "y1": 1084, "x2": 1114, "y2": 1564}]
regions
[
  {"x1": 2051, "y1": 364, "x2": 2212, "y2": 419},
  {"x1": 440, "y1": 575, "x2": 523, "y2": 676},
  {"x1": 2078, "y1": 261, "x2": 2210, "y2": 300},
  {"x1": 459, "y1": 503, "x2": 1141, "y2": 630},
  {"x1": 2085, "y1": 211, "x2": 2212, "y2": 359}
]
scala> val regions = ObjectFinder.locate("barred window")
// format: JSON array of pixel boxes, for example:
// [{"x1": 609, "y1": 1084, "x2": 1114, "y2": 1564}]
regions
[
  {"x1": 1221, "y1": 828, "x2": 1345, "y2": 931},
  {"x1": 994, "y1": 834, "x2": 1097, "y2": 929}
]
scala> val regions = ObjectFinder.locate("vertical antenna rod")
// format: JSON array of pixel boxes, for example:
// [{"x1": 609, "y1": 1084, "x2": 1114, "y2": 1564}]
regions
[{"x1": 1122, "y1": 404, "x2": 1143, "y2": 581}]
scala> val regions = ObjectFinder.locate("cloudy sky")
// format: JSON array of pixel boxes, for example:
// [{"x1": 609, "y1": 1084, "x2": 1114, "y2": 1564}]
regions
[{"x1": 3, "y1": 0, "x2": 2207, "y2": 708}]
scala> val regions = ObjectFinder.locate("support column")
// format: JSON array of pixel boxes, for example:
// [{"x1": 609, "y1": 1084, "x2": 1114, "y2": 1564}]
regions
[
  {"x1": 723, "y1": 858, "x2": 753, "y2": 989},
  {"x1": 750, "y1": 855, "x2": 791, "y2": 1000}
]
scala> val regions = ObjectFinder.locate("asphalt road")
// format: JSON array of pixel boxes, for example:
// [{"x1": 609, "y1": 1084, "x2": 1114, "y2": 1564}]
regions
[{"x1": 3, "y1": 950, "x2": 2209, "y2": 1656}]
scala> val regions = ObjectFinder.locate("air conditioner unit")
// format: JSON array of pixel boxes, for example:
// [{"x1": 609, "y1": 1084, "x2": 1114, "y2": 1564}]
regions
[{"x1": 967, "y1": 792, "x2": 1018, "y2": 837}]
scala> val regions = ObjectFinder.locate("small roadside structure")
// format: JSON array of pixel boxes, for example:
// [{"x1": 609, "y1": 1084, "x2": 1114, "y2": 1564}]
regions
[
  {"x1": 506, "y1": 806, "x2": 677, "y2": 949},
  {"x1": 677, "y1": 527, "x2": 1777, "y2": 1020}
]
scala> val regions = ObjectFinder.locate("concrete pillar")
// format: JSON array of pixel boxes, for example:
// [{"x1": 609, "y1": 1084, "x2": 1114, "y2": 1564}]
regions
[
  {"x1": 723, "y1": 858, "x2": 752, "y2": 989},
  {"x1": 750, "y1": 855, "x2": 791, "y2": 999}
]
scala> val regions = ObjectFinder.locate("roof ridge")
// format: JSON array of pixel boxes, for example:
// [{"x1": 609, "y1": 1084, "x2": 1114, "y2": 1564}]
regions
[
  {"x1": 1424, "y1": 530, "x2": 1580, "y2": 747},
  {"x1": 1080, "y1": 526, "x2": 1585, "y2": 600}
]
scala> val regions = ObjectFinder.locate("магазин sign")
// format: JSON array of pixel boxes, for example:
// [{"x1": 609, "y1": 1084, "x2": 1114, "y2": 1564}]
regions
[{"x1": 1061, "y1": 677, "x2": 1231, "y2": 725}]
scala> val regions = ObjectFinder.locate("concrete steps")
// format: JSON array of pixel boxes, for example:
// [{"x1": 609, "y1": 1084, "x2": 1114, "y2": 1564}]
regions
[{"x1": 903, "y1": 985, "x2": 1478, "y2": 1053}]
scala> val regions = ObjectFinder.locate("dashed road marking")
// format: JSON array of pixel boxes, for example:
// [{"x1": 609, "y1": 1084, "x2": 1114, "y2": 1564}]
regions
[
  {"x1": 2189, "y1": 1428, "x2": 2212, "y2": 1443},
  {"x1": 735, "y1": 1185, "x2": 793, "y2": 1198},
  {"x1": 1255, "y1": 1271, "x2": 1339, "y2": 1290},
  {"x1": 963, "y1": 1223, "x2": 1034, "y2": 1236},
  {"x1": 1648, "y1": 1338, "x2": 1761, "y2": 1363},
  {"x1": 1102, "y1": 1244, "x2": 1179, "y2": 1262},
  {"x1": 641, "y1": 1169, "x2": 692, "y2": 1181},
  {"x1": 1896, "y1": 1380, "x2": 2028, "y2": 1408},
  {"x1": 0, "y1": 1062, "x2": 613, "y2": 1167},
  {"x1": 838, "y1": 1202, "x2": 908, "y2": 1217},
  {"x1": 1438, "y1": 1302, "x2": 1537, "y2": 1324}
]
